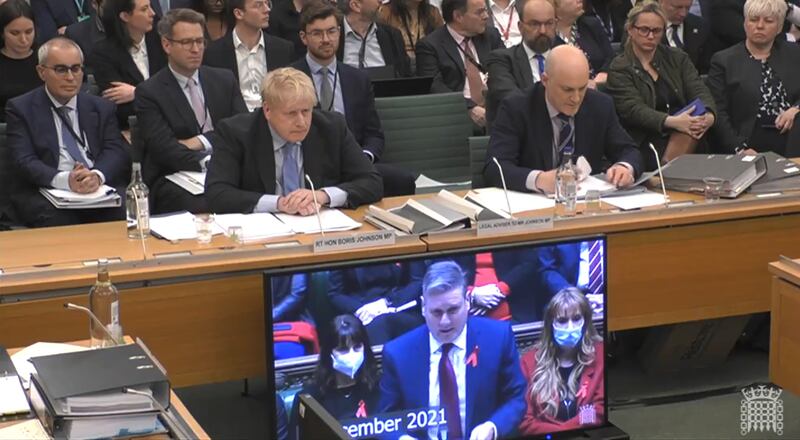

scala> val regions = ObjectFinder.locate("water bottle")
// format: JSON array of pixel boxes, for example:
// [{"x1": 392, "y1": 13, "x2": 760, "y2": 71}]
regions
[
  {"x1": 556, "y1": 153, "x2": 577, "y2": 217},
  {"x1": 89, "y1": 259, "x2": 122, "y2": 348},
  {"x1": 126, "y1": 162, "x2": 150, "y2": 238}
]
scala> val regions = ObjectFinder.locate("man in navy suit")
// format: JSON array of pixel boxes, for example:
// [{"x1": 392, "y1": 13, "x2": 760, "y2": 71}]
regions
[
  {"x1": 485, "y1": 45, "x2": 642, "y2": 194},
  {"x1": 659, "y1": 0, "x2": 717, "y2": 73},
  {"x1": 5, "y1": 37, "x2": 130, "y2": 227},
  {"x1": 31, "y1": 0, "x2": 94, "y2": 44},
  {"x1": 379, "y1": 260, "x2": 527, "y2": 440},
  {"x1": 292, "y1": 2, "x2": 415, "y2": 196}
]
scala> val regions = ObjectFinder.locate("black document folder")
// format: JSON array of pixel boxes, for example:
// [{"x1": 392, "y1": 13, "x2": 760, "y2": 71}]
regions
[{"x1": 661, "y1": 154, "x2": 767, "y2": 198}]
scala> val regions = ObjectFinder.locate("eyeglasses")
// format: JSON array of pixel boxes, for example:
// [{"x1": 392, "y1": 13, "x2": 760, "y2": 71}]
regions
[
  {"x1": 167, "y1": 37, "x2": 207, "y2": 49},
  {"x1": 473, "y1": 6, "x2": 489, "y2": 16},
  {"x1": 42, "y1": 64, "x2": 84, "y2": 76},
  {"x1": 631, "y1": 24, "x2": 664, "y2": 37},
  {"x1": 522, "y1": 19, "x2": 557, "y2": 29},
  {"x1": 250, "y1": 0, "x2": 272, "y2": 9},
  {"x1": 304, "y1": 26, "x2": 340, "y2": 39}
]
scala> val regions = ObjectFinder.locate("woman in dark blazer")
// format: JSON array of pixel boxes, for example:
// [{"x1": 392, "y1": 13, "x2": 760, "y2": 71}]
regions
[
  {"x1": 554, "y1": 0, "x2": 614, "y2": 87},
  {"x1": 606, "y1": 1, "x2": 716, "y2": 171},
  {"x1": 87, "y1": 0, "x2": 166, "y2": 128},
  {"x1": 707, "y1": 0, "x2": 800, "y2": 156}
]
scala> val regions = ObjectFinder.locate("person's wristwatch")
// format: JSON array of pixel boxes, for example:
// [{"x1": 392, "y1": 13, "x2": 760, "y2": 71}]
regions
[{"x1": 734, "y1": 142, "x2": 749, "y2": 154}]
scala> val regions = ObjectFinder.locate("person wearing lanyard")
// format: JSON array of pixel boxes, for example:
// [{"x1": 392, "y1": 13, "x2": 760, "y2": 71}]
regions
[
  {"x1": 377, "y1": 0, "x2": 444, "y2": 64},
  {"x1": 31, "y1": 0, "x2": 93, "y2": 44},
  {"x1": 337, "y1": 0, "x2": 412, "y2": 77},
  {"x1": 487, "y1": 0, "x2": 520, "y2": 47}
]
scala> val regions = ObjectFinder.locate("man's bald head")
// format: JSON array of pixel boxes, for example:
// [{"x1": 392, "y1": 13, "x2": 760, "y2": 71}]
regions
[{"x1": 541, "y1": 45, "x2": 590, "y2": 116}]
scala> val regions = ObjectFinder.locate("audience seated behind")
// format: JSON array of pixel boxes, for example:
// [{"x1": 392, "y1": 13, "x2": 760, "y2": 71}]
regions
[
  {"x1": 267, "y1": 0, "x2": 312, "y2": 60},
  {"x1": 204, "y1": 67, "x2": 382, "y2": 214},
  {"x1": 485, "y1": 45, "x2": 642, "y2": 195},
  {"x1": 486, "y1": 0, "x2": 521, "y2": 48},
  {"x1": 377, "y1": 0, "x2": 444, "y2": 65},
  {"x1": 64, "y1": 0, "x2": 107, "y2": 62},
  {"x1": 190, "y1": 0, "x2": 229, "y2": 41},
  {"x1": 554, "y1": 0, "x2": 613, "y2": 87},
  {"x1": 203, "y1": 0, "x2": 295, "y2": 111},
  {"x1": 337, "y1": 0, "x2": 412, "y2": 77},
  {"x1": 658, "y1": 0, "x2": 716, "y2": 74},
  {"x1": 415, "y1": 0, "x2": 504, "y2": 129},
  {"x1": 292, "y1": 1, "x2": 415, "y2": 196},
  {"x1": 582, "y1": 0, "x2": 632, "y2": 43},
  {"x1": 30, "y1": 0, "x2": 94, "y2": 45},
  {"x1": 485, "y1": 0, "x2": 559, "y2": 125},
  {"x1": 606, "y1": 1, "x2": 716, "y2": 171},
  {"x1": 707, "y1": 0, "x2": 800, "y2": 156},
  {"x1": 155, "y1": 0, "x2": 196, "y2": 12},
  {"x1": 135, "y1": 8, "x2": 247, "y2": 214},
  {"x1": 5, "y1": 37, "x2": 130, "y2": 227},
  {"x1": 88, "y1": 0, "x2": 167, "y2": 129},
  {"x1": 709, "y1": 0, "x2": 746, "y2": 49},
  {"x1": 0, "y1": 0, "x2": 42, "y2": 123}
]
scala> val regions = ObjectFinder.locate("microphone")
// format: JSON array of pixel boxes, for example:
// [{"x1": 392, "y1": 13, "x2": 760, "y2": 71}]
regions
[
  {"x1": 491, "y1": 157, "x2": 514, "y2": 218},
  {"x1": 123, "y1": 388, "x2": 192, "y2": 440},
  {"x1": 64, "y1": 302, "x2": 123, "y2": 346},
  {"x1": 648, "y1": 143, "x2": 670, "y2": 207},
  {"x1": 304, "y1": 174, "x2": 325, "y2": 237}
]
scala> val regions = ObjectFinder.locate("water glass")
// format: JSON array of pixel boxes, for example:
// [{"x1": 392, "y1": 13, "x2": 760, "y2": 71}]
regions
[
  {"x1": 195, "y1": 214, "x2": 215, "y2": 244},
  {"x1": 703, "y1": 177, "x2": 724, "y2": 202},
  {"x1": 227, "y1": 225, "x2": 244, "y2": 244},
  {"x1": 584, "y1": 190, "x2": 602, "y2": 214}
]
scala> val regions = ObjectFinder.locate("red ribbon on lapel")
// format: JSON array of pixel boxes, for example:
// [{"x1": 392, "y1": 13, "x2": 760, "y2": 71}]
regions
[
  {"x1": 355, "y1": 400, "x2": 367, "y2": 418},
  {"x1": 576, "y1": 380, "x2": 588, "y2": 400},
  {"x1": 466, "y1": 345, "x2": 479, "y2": 367}
]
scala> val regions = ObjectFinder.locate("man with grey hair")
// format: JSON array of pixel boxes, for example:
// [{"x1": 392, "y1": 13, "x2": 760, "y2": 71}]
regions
[
  {"x1": 379, "y1": 260, "x2": 527, "y2": 440},
  {"x1": 135, "y1": 8, "x2": 247, "y2": 214},
  {"x1": 336, "y1": 0, "x2": 410, "y2": 77},
  {"x1": 5, "y1": 36, "x2": 130, "y2": 227}
]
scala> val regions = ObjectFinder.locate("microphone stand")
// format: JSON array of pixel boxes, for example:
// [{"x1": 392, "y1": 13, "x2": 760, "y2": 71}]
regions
[
  {"x1": 64, "y1": 303, "x2": 123, "y2": 346},
  {"x1": 491, "y1": 157, "x2": 514, "y2": 218},
  {"x1": 649, "y1": 143, "x2": 670, "y2": 207},
  {"x1": 304, "y1": 174, "x2": 325, "y2": 237}
]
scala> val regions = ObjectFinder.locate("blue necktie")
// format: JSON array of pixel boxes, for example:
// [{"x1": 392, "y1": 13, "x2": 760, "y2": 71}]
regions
[
  {"x1": 56, "y1": 106, "x2": 89, "y2": 167},
  {"x1": 534, "y1": 54, "x2": 545, "y2": 80},
  {"x1": 556, "y1": 113, "x2": 574, "y2": 164},
  {"x1": 671, "y1": 24, "x2": 683, "y2": 48},
  {"x1": 281, "y1": 142, "x2": 301, "y2": 196}
]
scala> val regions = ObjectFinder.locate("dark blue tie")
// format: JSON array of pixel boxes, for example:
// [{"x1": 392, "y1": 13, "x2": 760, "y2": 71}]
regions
[
  {"x1": 281, "y1": 142, "x2": 301, "y2": 196},
  {"x1": 671, "y1": 24, "x2": 683, "y2": 48},
  {"x1": 56, "y1": 106, "x2": 89, "y2": 167},
  {"x1": 557, "y1": 113, "x2": 574, "y2": 163},
  {"x1": 534, "y1": 54, "x2": 545, "y2": 79}
]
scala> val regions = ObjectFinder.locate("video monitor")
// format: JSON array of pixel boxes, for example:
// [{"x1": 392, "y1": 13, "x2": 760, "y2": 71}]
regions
[{"x1": 264, "y1": 236, "x2": 608, "y2": 440}]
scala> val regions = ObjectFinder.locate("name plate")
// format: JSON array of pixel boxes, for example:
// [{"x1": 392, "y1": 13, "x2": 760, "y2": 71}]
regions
[
  {"x1": 313, "y1": 231, "x2": 396, "y2": 253},
  {"x1": 477, "y1": 215, "x2": 553, "y2": 236}
]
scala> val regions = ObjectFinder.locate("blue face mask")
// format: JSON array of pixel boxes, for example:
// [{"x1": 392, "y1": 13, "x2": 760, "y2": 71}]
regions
[{"x1": 553, "y1": 323, "x2": 583, "y2": 348}]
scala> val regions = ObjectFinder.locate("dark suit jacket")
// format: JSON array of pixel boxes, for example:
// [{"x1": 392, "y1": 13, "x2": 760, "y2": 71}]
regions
[
  {"x1": 87, "y1": 31, "x2": 168, "y2": 128},
  {"x1": 484, "y1": 82, "x2": 642, "y2": 192},
  {"x1": 583, "y1": 0, "x2": 631, "y2": 43},
  {"x1": 64, "y1": 16, "x2": 105, "y2": 62},
  {"x1": 336, "y1": 21, "x2": 412, "y2": 78},
  {"x1": 535, "y1": 243, "x2": 580, "y2": 299},
  {"x1": 556, "y1": 16, "x2": 614, "y2": 76},
  {"x1": 266, "y1": 0, "x2": 305, "y2": 59},
  {"x1": 707, "y1": 40, "x2": 800, "y2": 153},
  {"x1": 415, "y1": 25, "x2": 503, "y2": 108},
  {"x1": 135, "y1": 66, "x2": 247, "y2": 213},
  {"x1": 379, "y1": 317, "x2": 527, "y2": 439},
  {"x1": 661, "y1": 14, "x2": 715, "y2": 74},
  {"x1": 32, "y1": 0, "x2": 93, "y2": 44},
  {"x1": 203, "y1": 30, "x2": 295, "y2": 78},
  {"x1": 328, "y1": 262, "x2": 425, "y2": 313},
  {"x1": 5, "y1": 87, "x2": 130, "y2": 211},
  {"x1": 205, "y1": 109, "x2": 383, "y2": 213},
  {"x1": 291, "y1": 58, "x2": 385, "y2": 160},
  {"x1": 710, "y1": 0, "x2": 745, "y2": 49}
]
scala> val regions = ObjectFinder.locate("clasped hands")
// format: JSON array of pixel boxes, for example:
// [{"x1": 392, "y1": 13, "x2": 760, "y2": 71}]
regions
[
  {"x1": 68, "y1": 163, "x2": 101, "y2": 194},
  {"x1": 470, "y1": 284, "x2": 505, "y2": 316},
  {"x1": 665, "y1": 105, "x2": 715, "y2": 140},
  {"x1": 355, "y1": 298, "x2": 390, "y2": 326},
  {"x1": 278, "y1": 189, "x2": 329, "y2": 216}
]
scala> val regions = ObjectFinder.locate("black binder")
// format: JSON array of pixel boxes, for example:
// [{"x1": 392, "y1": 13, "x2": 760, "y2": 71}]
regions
[{"x1": 661, "y1": 154, "x2": 767, "y2": 198}]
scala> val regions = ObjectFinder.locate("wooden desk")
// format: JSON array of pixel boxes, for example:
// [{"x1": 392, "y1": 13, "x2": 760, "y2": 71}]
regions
[
  {"x1": 768, "y1": 259, "x2": 800, "y2": 395},
  {"x1": 1, "y1": 339, "x2": 209, "y2": 439}
]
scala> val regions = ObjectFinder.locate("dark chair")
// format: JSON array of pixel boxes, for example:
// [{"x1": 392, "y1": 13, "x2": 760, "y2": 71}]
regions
[{"x1": 468, "y1": 135, "x2": 489, "y2": 189}]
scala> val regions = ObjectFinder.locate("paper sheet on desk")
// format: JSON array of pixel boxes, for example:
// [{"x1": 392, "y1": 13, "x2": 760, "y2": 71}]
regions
[
  {"x1": 0, "y1": 419, "x2": 49, "y2": 440},
  {"x1": 0, "y1": 375, "x2": 28, "y2": 416},
  {"x1": 215, "y1": 213, "x2": 295, "y2": 241},
  {"x1": 467, "y1": 187, "x2": 555, "y2": 214},
  {"x1": 276, "y1": 209, "x2": 362, "y2": 234},
  {"x1": 11, "y1": 342, "x2": 89, "y2": 389},
  {"x1": 150, "y1": 212, "x2": 225, "y2": 241},
  {"x1": 602, "y1": 191, "x2": 667, "y2": 210}
]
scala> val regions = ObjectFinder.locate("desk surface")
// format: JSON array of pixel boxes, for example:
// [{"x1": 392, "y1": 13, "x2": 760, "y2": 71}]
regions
[
  {"x1": 0, "y1": 339, "x2": 209, "y2": 439},
  {"x1": 768, "y1": 258, "x2": 800, "y2": 286}
]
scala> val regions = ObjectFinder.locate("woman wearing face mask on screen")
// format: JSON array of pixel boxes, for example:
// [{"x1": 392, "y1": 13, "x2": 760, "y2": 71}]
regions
[
  {"x1": 519, "y1": 287, "x2": 605, "y2": 435},
  {"x1": 291, "y1": 314, "x2": 381, "y2": 432}
]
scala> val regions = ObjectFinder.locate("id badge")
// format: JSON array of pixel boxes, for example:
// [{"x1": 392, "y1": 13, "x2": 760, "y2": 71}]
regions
[{"x1": 77, "y1": 14, "x2": 91, "y2": 22}]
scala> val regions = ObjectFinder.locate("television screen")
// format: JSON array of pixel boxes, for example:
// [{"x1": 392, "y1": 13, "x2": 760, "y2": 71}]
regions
[{"x1": 264, "y1": 237, "x2": 608, "y2": 440}]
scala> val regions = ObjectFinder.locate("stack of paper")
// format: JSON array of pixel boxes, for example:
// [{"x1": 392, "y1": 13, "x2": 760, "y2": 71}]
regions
[
  {"x1": 414, "y1": 174, "x2": 472, "y2": 193},
  {"x1": 0, "y1": 419, "x2": 49, "y2": 440},
  {"x1": 149, "y1": 212, "x2": 225, "y2": 241},
  {"x1": 39, "y1": 185, "x2": 121, "y2": 209},
  {"x1": 165, "y1": 171, "x2": 205, "y2": 195},
  {"x1": 215, "y1": 213, "x2": 295, "y2": 241},
  {"x1": 602, "y1": 191, "x2": 667, "y2": 210},
  {"x1": 0, "y1": 376, "x2": 28, "y2": 417},
  {"x1": 275, "y1": 209, "x2": 362, "y2": 234},
  {"x1": 466, "y1": 187, "x2": 555, "y2": 214}
]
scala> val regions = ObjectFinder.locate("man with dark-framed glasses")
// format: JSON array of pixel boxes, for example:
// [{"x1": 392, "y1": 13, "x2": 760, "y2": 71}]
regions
[{"x1": 5, "y1": 37, "x2": 130, "y2": 227}]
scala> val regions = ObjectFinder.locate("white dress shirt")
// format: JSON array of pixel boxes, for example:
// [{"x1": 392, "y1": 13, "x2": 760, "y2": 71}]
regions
[
  {"x1": 427, "y1": 327, "x2": 467, "y2": 440},
  {"x1": 129, "y1": 35, "x2": 150, "y2": 80},
  {"x1": 45, "y1": 88, "x2": 105, "y2": 190},
  {"x1": 522, "y1": 44, "x2": 549, "y2": 83},
  {"x1": 233, "y1": 28, "x2": 268, "y2": 111},
  {"x1": 168, "y1": 65, "x2": 213, "y2": 169},
  {"x1": 342, "y1": 18, "x2": 386, "y2": 68},
  {"x1": 446, "y1": 25, "x2": 486, "y2": 103},
  {"x1": 489, "y1": 0, "x2": 521, "y2": 48},
  {"x1": 666, "y1": 22, "x2": 684, "y2": 48}
]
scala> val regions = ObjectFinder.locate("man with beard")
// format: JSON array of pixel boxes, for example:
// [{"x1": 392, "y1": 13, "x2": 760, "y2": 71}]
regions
[
  {"x1": 486, "y1": 0, "x2": 558, "y2": 125},
  {"x1": 336, "y1": 0, "x2": 411, "y2": 77}
]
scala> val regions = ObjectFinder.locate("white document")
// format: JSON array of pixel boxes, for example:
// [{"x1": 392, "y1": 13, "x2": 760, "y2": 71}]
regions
[
  {"x1": 0, "y1": 375, "x2": 29, "y2": 416},
  {"x1": 214, "y1": 213, "x2": 295, "y2": 241},
  {"x1": 468, "y1": 187, "x2": 555, "y2": 214},
  {"x1": 276, "y1": 209, "x2": 362, "y2": 234},
  {"x1": 602, "y1": 191, "x2": 667, "y2": 210},
  {"x1": 11, "y1": 342, "x2": 89, "y2": 389},
  {"x1": 165, "y1": 171, "x2": 206, "y2": 195},
  {"x1": 39, "y1": 185, "x2": 121, "y2": 209},
  {"x1": 149, "y1": 212, "x2": 225, "y2": 241},
  {"x1": 415, "y1": 174, "x2": 472, "y2": 189},
  {"x1": 576, "y1": 175, "x2": 618, "y2": 198},
  {"x1": 0, "y1": 419, "x2": 49, "y2": 440}
]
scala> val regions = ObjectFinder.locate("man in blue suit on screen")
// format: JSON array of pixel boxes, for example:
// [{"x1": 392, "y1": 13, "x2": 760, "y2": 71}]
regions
[{"x1": 379, "y1": 260, "x2": 527, "y2": 440}]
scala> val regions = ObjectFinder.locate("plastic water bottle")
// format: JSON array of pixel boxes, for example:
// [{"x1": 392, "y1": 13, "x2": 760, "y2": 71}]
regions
[
  {"x1": 89, "y1": 259, "x2": 122, "y2": 348},
  {"x1": 126, "y1": 162, "x2": 150, "y2": 238},
  {"x1": 556, "y1": 153, "x2": 577, "y2": 217}
]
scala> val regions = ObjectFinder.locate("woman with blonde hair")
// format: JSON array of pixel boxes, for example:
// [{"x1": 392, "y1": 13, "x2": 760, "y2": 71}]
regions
[{"x1": 519, "y1": 287, "x2": 604, "y2": 435}]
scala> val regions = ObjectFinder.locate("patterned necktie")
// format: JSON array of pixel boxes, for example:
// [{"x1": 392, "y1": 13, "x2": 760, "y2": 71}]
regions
[
  {"x1": 319, "y1": 67, "x2": 334, "y2": 111},
  {"x1": 533, "y1": 54, "x2": 545, "y2": 81},
  {"x1": 55, "y1": 106, "x2": 89, "y2": 167},
  {"x1": 186, "y1": 78, "x2": 212, "y2": 133},
  {"x1": 439, "y1": 343, "x2": 462, "y2": 440},
  {"x1": 462, "y1": 38, "x2": 485, "y2": 107},
  {"x1": 587, "y1": 240, "x2": 604, "y2": 294},
  {"x1": 282, "y1": 142, "x2": 301, "y2": 195},
  {"x1": 556, "y1": 113, "x2": 574, "y2": 165},
  {"x1": 671, "y1": 24, "x2": 683, "y2": 48}
]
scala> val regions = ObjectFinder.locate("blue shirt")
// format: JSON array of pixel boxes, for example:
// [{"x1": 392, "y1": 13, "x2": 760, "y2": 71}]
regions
[{"x1": 306, "y1": 54, "x2": 345, "y2": 115}]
